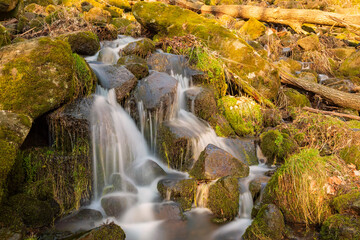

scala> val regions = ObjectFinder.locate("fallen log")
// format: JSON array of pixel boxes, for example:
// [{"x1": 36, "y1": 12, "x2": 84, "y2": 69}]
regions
[
  {"x1": 303, "y1": 106, "x2": 360, "y2": 121},
  {"x1": 279, "y1": 70, "x2": 360, "y2": 111},
  {"x1": 164, "y1": 0, "x2": 360, "y2": 33}
]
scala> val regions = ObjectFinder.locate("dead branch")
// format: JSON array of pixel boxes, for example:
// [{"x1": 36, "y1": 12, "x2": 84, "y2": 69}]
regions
[{"x1": 303, "y1": 106, "x2": 360, "y2": 121}]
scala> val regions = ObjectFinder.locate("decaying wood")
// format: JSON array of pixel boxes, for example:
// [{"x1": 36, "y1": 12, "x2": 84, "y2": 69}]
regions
[
  {"x1": 164, "y1": 0, "x2": 360, "y2": 33},
  {"x1": 303, "y1": 106, "x2": 360, "y2": 121},
  {"x1": 279, "y1": 70, "x2": 360, "y2": 111}
]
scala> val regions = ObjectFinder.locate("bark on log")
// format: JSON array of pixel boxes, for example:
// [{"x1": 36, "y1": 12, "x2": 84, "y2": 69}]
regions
[
  {"x1": 164, "y1": 0, "x2": 360, "y2": 32},
  {"x1": 303, "y1": 107, "x2": 360, "y2": 121},
  {"x1": 279, "y1": 70, "x2": 360, "y2": 111}
]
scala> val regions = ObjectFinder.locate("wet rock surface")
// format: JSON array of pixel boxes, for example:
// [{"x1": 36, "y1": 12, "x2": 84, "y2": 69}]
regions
[
  {"x1": 128, "y1": 159, "x2": 167, "y2": 185},
  {"x1": 147, "y1": 52, "x2": 187, "y2": 75},
  {"x1": 101, "y1": 193, "x2": 138, "y2": 217}
]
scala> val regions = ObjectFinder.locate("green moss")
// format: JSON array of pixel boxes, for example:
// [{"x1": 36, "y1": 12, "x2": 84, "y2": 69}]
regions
[
  {"x1": 208, "y1": 176, "x2": 239, "y2": 222},
  {"x1": 104, "y1": 6, "x2": 123, "y2": 17},
  {"x1": 340, "y1": 145, "x2": 360, "y2": 169},
  {"x1": 347, "y1": 120, "x2": 360, "y2": 129},
  {"x1": 238, "y1": 17, "x2": 266, "y2": 40},
  {"x1": 83, "y1": 222, "x2": 126, "y2": 239},
  {"x1": 332, "y1": 190, "x2": 360, "y2": 214},
  {"x1": 64, "y1": 31, "x2": 100, "y2": 56},
  {"x1": 320, "y1": 214, "x2": 360, "y2": 240},
  {"x1": 73, "y1": 53, "x2": 96, "y2": 96},
  {"x1": 157, "y1": 179, "x2": 195, "y2": 210},
  {"x1": 122, "y1": 38, "x2": 155, "y2": 58},
  {"x1": 0, "y1": 206, "x2": 24, "y2": 234},
  {"x1": 339, "y1": 51, "x2": 360, "y2": 77},
  {"x1": 283, "y1": 88, "x2": 311, "y2": 108},
  {"x1": 218, "y1": 96, "x2": 263, "y2": 137},
  {"x1": 117, "y1": 54, "x2": 149, "y2": 79},
  {"x1": 107, "y1": 0, "x2": 130, "y2": 10},
  {"x1": 0, "y1": 140, "x2": 17, "y2": 203},
  {"x1": 0, "y1": 24, "x2": 11, "y2": 48},
  {"x1": 84, "y1": 7, "x2": 111, "y2": 25}
]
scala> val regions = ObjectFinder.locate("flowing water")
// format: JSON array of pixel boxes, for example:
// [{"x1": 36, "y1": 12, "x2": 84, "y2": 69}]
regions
[{"x1": 56, "y1": 36, "x2": 271, "y2": 240}]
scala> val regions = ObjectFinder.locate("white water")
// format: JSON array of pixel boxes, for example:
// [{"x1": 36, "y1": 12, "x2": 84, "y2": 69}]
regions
[{"x1": 58, "y1": 36, "x2": 272, "y2": 240}]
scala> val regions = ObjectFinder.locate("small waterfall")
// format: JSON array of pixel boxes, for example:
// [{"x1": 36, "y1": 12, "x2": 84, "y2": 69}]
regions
[{"x1": 195, "y1": 182, "x2": 212, "y2": 208}]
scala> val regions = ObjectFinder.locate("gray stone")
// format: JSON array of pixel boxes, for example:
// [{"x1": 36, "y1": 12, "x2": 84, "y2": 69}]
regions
[{"x1": 101, "y1": 193, "x2": 138, "y2": 217}]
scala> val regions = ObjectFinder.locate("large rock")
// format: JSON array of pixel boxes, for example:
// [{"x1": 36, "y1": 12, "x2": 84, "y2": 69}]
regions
[
  {"x1": 339, "y1": 51, "x2": 360, "y2": 77},
  {"x1": 152, "y1": 202, "x2": 184, "y2": 220},
  {"x1": 84, "y1": 7, "x2": 111, "y2": 25},
  {"x1": 190, "y1": 144, "x2": 249, "y2": 180},
  {"x1": 223, "y1": 137, "x2": 258, "y2": 165},
  {"x1": 0, "y1": 0, "x2": 18, "y2": 12},
  {"x1": 133, "y1": 2, "x2": 280, "y2": 100},
  {"x1": 96, "y1": 47, "x2": 117, "y2": 64},
  {"x1": 128, "y1": 159, "x2": 166, "y2": 185},
  {"x1": 78, "y1": 222, "x2": 126, "y2": 240},
  {"x1": 238, "y1": 17, "x2": 266, "y2": 40},
  {"x1": 0, "y1": 206, "x2": 25, "y2": 240},
  {"x1": 208, "y1": 176, "x2": 239, "y2": 222},
  {"x1": 109, "y1": 173, "x2": 137, "y2": 193},
  {"x1": 101, "y1": 193, "x2": 138, "y2": 217},
  {"x1": 117, "y1": 54, "x2": 149, "y2": 79},
  {"x1": 184, "y1": 87, "x2": 217, "y2": 123},
  {"x1": 297, "y1": 34, "x2": 321, "y2": 51},
  {"x1": 243, "y1": 204, "x2": 285, "y2": 240},
  {"x1": 320, "y1": 214, "x2": 360, "y2": 240},
  {"x1": 282, "y1": 88, "x2": 311, "y2": 107},
  {"x1": 332, "y1": 190, "x2": 360, "y2": 215},
  {"x1": 121, "y1": 38, "x2": 155, "y2": 58},
  {"x1": 90, "y1": 64, "x2": 137, "y2": 102},
  {"x1": 59, "y1": 31, "x2": 100, "y2": 56},
  {"x1": 147, "y1": 52, "x2": 187, "y2": 75},
  {"x1": 157, "y1": 178, "x2": 196, "y2": 211}
]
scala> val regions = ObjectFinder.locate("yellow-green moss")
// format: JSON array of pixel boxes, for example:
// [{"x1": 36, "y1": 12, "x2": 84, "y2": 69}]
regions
[
  {"x1": 104, "y1": 6, "x2": 123, "y2": 17},
  {"x1": 0, "y1": 24, "x2": 11, "y2": 48},
  {"x1": 320, "y1": 214, "x2": 360, "y2": 240},
  {"x1": 0, "y1": 140, "x2": 17, "y2": 203},
  {"x1": 283, "y1": 88, "x2": 311, "y2": 108},
  {"x1": 339, "y1": 51, "x2": 360, "y2": 77},
  {"x1": 340, "y1": 145, "x2": 360, "y2": 169},
  {"x1": 238, "y1": 17, "x2": 266, "y2": 40},
  {"x1": 107, "y1": 0, "x2": 130, "y2": 11},
  {"x1": 332, "y1": 190, "x2": 360, "y2": 214},
  {"x1": 73, "y1": 53, "x2": 96, "y2": 96},
  {"x1": 81, "y1": 222, "x2": 126, "y2": 240},
  {"x1": 218, "y1": 96, "x2": 263, "y2": 136},
  {"x1": 84, "y1": 7, "x2": 111, "y2": 25}
]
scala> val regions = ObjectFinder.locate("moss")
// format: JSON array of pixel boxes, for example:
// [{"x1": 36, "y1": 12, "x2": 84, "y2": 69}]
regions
[
  {"x1": 320, "y1": 214, "x2": 360, "y2": 240},
  {"x1": 340, "y1": 145, "x2": 360, "y2": 169},
  {"x1": 73, "y1": 53, "x2": 96, "y2": 96},
  {"x1": 263, "y1": 149, "x2": 341, "y2": 225},
  {"x1": 0, "y1": 24, "x2": 11, "y2": 48},
  {"x1": 84, "y1": 7, "x2": 111, "y2": 25},
  {"x1": 332, "y1": 190, "x2": 360, "y2": 214},
  {"x1": 208, "y1": 176, "x2": 239, "y2": 222},
  {"x1": 45, "y1": 4, "x2": 56, "y2": 13},
  {"x1": 0, "y1": 140, "x2": 17, "y2": 203},
  {"x1": 63, "y1": 31, "x2": 100, "y2": 56},
  {"x1": 238, "y1": 17, "x2": 266, "y2": 40},
  {"x1": 297, "y1": 34, "x2": 321, "y2": 51},
  {"x1": 283, "y1": 88, "x2": 311, "y2": 108},
  {"x1": 218, "y1": 96, "x2": 263, "y2": 137},
  {"x1": 339, "y1": 51, "x2": 360, "y2": 77},
  {"x1": 82, "y1": 222, "x2": 126, "y2": 239},
  {"x1": 107, "y1": 0, "x2": 130, "y2": 11},
  {"x1": 0, "y1": 206, "x2": 24, "y2": 234},
  {"x1": 104, "y1": 6, "x2": 123, "y2": 17},
  {"x1": 122, "y1": 38, "x2": 155, "y2": 58},
  {"x1": 117, "y1": 54, "x2": 149, "y2": 79},
  {"x1": 0, "y1": 0, "x2": 18, "y2": 12},
  {"x1": 347, "y1": 120, "x2": 360, "y2": 129}
]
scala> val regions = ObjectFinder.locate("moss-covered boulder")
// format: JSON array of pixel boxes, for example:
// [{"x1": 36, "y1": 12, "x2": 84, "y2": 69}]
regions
[
  {"x1": 263, "y1": 149, "x2": 341, "y2": 225},
  {"x1": 78, "y1": 222, "x2": 126, "y2": 240},
  {"x1": 107, "y1": 0, "x2": 130, "y2": 11},
  {"x1": 0, "y1": 24, "x2": 11, "y2": 48},
  {"x1": 59, "y1": 31, "x2": 100, "y2": 56},
  {"x1": 332, "y1": 190, "x2": 360, "y2": 215},
  {"x1": 0, "y1": 0, "x2": 18, "y2": 12},
  {"x1": 84, "y1": 7, "x2": 111, "y2": 25},
  {"x1": 184, "y1": 87, "x2": 217, "y2": 123},
  {"x1": 121, "y1": 38, "x2": 155, "y2": 58},
  {"x1": 132, "y1": 2, "x2": 280, "y2": 100},
  {"x1": 282, "y1": 88, "x2": 311, "y2": 108},
  {"x1": 208, "y1": 176, "x2": 239, "y2": 222},
  {"x1": 190, "y1": 144, "x2": 249, "y2": 180},
  {"x1": 320, "y1": 214, "x2": 360, "y2": 240},
  {"x1": 339, "y1": 51, "x2": 360, "y2": 77},
  {"x1": 260, "y1": 129, "x2": 297, "y2": 165},
  {"x1": 276, "y1": 58, "x2": 302, "y2": 75},
  {"x1": 104, "y1": 6, "x2": 123, "y2": 18},
  {"x1": 0, "y1": 206, "x2": 25, "y2": 239},
  {"x1": 243, "y1": 204, "x2": 285, "y2": 240},
  {"x1": 0, "y1": 37, "x2": 95, "y2": 119},
  {"x1": 157, "y1": 178, "x2": 196, "y2": 211},
  {"x1": 238, "y1": 17, "x2": 266, "y2": 40},
  {"x1": 297, "y1": 34, "x2": 321, "y2": 51},
  {"x1": 117, "y1": 54, "x2": 149, "y2": 79},
  {"x1": 218, "y1": 96, "x2": 263, "y2": 137},
  {"x1": 340, "y1": 145, "x2": 360, "y2": 169}
]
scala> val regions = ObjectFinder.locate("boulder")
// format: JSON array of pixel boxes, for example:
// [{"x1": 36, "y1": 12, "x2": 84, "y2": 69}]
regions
[
  {"x1": 320, "y1": 214, "x2": 360, "y2": 240},
  {"x1": 243, "y1": 204, "x2": 285, "y2": 240},
  {"x1": 128, "y1": 159, "x2": 166, "y2": 185},
  {"x1": 218, "y1": 96, "x2": 263, "y2": 137},
  {"x1": 0, "y1": 24, "x2": 11, "y2": 48},
  {"x1": 104, "y1": 6, "x2": 123, "y2": 18},
  {"x1": 0, "y1": 0, "x2": 18, "y2": 12},
  {"x1": 60, "y1": 208, "x2": 103, "y2": 223},
  {"x1": 332, "y1": 190, "x2": 360, "y2": 215},
  {"x1": 0, "y1": 206, "x2": 25, "y2": 240},
  {"x1": 117, "y1": 54, "x2": 149, "y2": 79},
  {"x1": 249, "y1": 176, "x2": 269, "y2": 200},
  {"x1": 184, "y1": 87, "x2": 217, "y2": 123},
  {"x1": 147, "y1": 52, "x2": 187, "y2": 75},
  {"x1": 107, "y1": 0, "x2": 130, "y2": 11},
  {"x1": 101, "y1": 193, "x2": 138, "y2": 217},
  {"x1": 59, "y1": 31, "x2": 100, "y2": 56},
  {"x1": 208, "y1": 176, "x2": 239, "y2": 222},
  {"x1": 84, "y1": 7, "x2": 111, "y2": 25},
  {"x1": 282, "y1": 88, "x2": 311, "y2": 107},
  {"x1": 132, "y1": 2, "x2": 280, "y2": 100},
  {"x1": 152, "y1": 202, "x2": 184, "y2": 220},
  {"x1": 297, "y1": 34, "x2": 321, "y2": 51},
  {"x1": 97, "y1": 47, "x2": 117, "y2": 64},
  {"x1": 190, "y1": 144, "x2": 249, "y2": 180},
  {"x1": 223, "y1": 137, "x2": 258, "y2": 165},
  {"x1": 90, "y1": 64, "x2": 137, "y2": 102},
  {"x1": 238, "y1": 17, "x2": 266, "y2": 40},
  {"x1": 110, "y1": 173, "x2": 138, "y2": 193},
  {"x1": 78, "y1": 222, "x2": 126, "y2": 240},
  {"x1": 121, "y1": 38, "x2": 155, "y2": 58},
  {"x1": 157, "y1": 178, "x2": 196, "y2": 211},
  {"x1": 340, "y1": 145, "x2": 360, "y2": 170}
]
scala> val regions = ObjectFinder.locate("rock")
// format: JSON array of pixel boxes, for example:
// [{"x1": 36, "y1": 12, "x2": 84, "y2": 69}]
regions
[
  {"x1": 0, "y1": 0, "x2": 18, "y2": 12},
  {"x1": 157, "y1": 178, "x2": 196, "y2": 211},
  {"x1": 298, "y1": 72, "x2": 317, "y2": 83},
  {"x1": 260, "y1": 129, "x2": 297, "y2": 165},
  {"x1": 213, "y1": 115, "x2": 235, "y2": 137},
  {"x1": 261, "y1": 108, "x2": 282, "y2": 128},
  {"x1": 276, "y1": 58, "x2": 302, "y2": 74},
  {"x1": 0, "y1": 37, "x2": 95, "y2": 119},
  {"x1": 208, "y1": 176, "x2": 239, "y2": 222},
  {"x1": 338, "y1": 51, "x2": 360, "y2": 77},
  {"x1": 320, "y1": 214, "x2": 360, "y2": 240},
  {"x1": 121, "y1": 38, "x2": 155, "y2": 58},
  {"x1": 110, "y1": 173, "x2": 138, "y2": 193},
  {"x1": 340, "y1": 145, "x2": 360, "y2": 170},
  {"x1": 132, "y1": 2, "x2": 280, "y2": 100},
  {"x1": 107, "y1": 0, "x2": 131, "y2": 11},
  {"x1": 128, "y1": 159, "x2": 166, "y2": 185},
  {"x1": 184, "y1": 87, "x2": 217, "y2": 123},
  {"x1": 243, "y1": 204, "x2": 285, "y2": 240},
  {"x1": 84, "y1": 7, "x2": 111, "y2": 26},
  {"x1": 60, "y1": 208, "x2": 103, "y2": 223},
  {"x1": 0, "y1": 24, "x2": 11, "y2": 48},
  {"x1": 7, "y1": 193, "x2": 54, "y2": 228},
  {"x1": 0, "y1": 206, "x2": 25, "y2": 240},
  {"x1": 78, "y1": 222, "x2": 126, "y2": 240},
  {"x1": 134, "y1": 71, "x2": 178, "y2": 112},
  {"x1": 190, "y1": 144, "x2": 249, "y2": 180},
  {"x1": 104, "y1": 6, "x2": 123, "y2": 18},
  {"x1": 101, "y1": 193, "x2": 138, "y2": 217},
  {"x1": 282, "y1": 88, "x2": 311, "y2": 107},
  {"x1": 117, "y1": 54, "x2": 149, "y2": 79},
  {"x1": 81, "y1": 1, "x2": 93, "y2": 12},
  {"x1": 329, "y1": 48, "x2": 356, "y2": 61},
  {"x1": 152, "y1": 202, "x2": 184, "y2": 220},
  {"x1": 238, "y1": 17, "x2": 266, "y2": 40},
  {"x1": 249, "y1": 176, "x2": 269, "y2": 200},
  {"x1": 297, "y1": 34, "x2": 321, "y2": 51},
  {"x1": 90, "y1": 64, "x2": 137, "y2": 102},
  {"x1": 97, "y1": 47, "x2": 117, "y2": 64},
  {"x1": 59, "y1": 31, "x2": 100, "y2": 56},
  {"x1": 147, "y1": 52, "x2": 187, "y2": 75},
  {"x1": 218, "y1": 96, "x2": 263, "y2": 137},
  {"x1": 223, "y1": 137, "x2": 258, "y2": 165},
  {"x1": 332, "y1": 190, "x2": 360, "y2": 215}
]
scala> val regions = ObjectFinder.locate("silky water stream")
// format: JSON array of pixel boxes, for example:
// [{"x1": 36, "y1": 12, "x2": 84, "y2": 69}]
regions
[{"x1": 55, "y1": 36, "x2": 271, "y2": 240}]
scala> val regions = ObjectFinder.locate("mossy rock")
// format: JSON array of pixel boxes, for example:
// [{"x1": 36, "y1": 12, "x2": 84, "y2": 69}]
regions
[
  {"x1": 117, "y1": 54, "x2": 149, "y2": 79},
  {"x1": 263, "y1": 149, "x2": 338, "y2": 225},
  {"x1": 0, "y1": 0, "x2": 18, "y2": 12},
  {"x1": 260, "y1": 129, "x2": 297, "y2": 165},
  {"x1": 84, "y1": 7, "x2": 111, "y2": 25},
  {"x1": 59, "y1": 31, "x2": 100, "y2": 56},
  {"x1": 132, "y1": 2, "x2": 280, "y2": 100},
  {"x1": 78, "y1": 222, "x2": 126, "y2": 240},
  {"x1": 214, "y1": 115, "x2": 235, "y2": 137},
  {"x1": 0, "y1": 24, "x2": 11, "y2": 48},
  {"x1": 339, "y1": 51, "x2": 360, "y2": 77},
  {"x1": 104, "y1": 6, "x2": 123, "y2": 18},
  {"x1": 320, "y1": 214, "x2": 360, "y2": 240},
  {"x1": 0, "y1": 205, "x2": 25, "y2": 239},
  {"x1": 276, "y1": 58, "x2": 302, "y2": 74},
  {"x1": 0, "y1": 37, "x2": 95, "y2": 119},
  {"x1": 121, "y1": 38, "x2": 155, "y2": 58},
  {"x1": 208, "y1": 176, "x2": 239, "y2": 222},
  {"x1": 7, "y1": 193, "x2": 54, "y2": 228},
  {"x1": 298, "y1": 71, "x2": 317, "y2": 83},
  {"x1": 243, "y1": 204, "x2": 285, "y2": 240},
  {"x1": 332, "y1": 190, "x2": 360, "y2": 215},
  {"x1": 238, "y1": 17, "x2": 266, "y2": 40},
  {"x1": 282, "y1": 88, "x2": 311, "y2": 108},
  {"x1": 107, "y1": 0, "x2": 130, "y2": 11},
  {"x1": 218, "y1": 96, "x2": 263, "y2": 137},
  {"x1": 297, "y1": 34, "x2": 321, "y2": 51},
  {"x1": 262, "y1": 108, "x2": 282, "y2": 128},
  {"x1": 329, "y1": 48, "x2": 356, "y2": 61},
  {"x1": 340, "y1": 145, "x2": 360, "y2": 169},
  {"x1": 23, "y1": 0, "x2": 59, "y2": 7},
  {"x1": 157, "y1": 178, "x2": 196, "y2": 211},
  {"x1": 111, "y1": 17, "x2": 131, "y2": 28}
]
